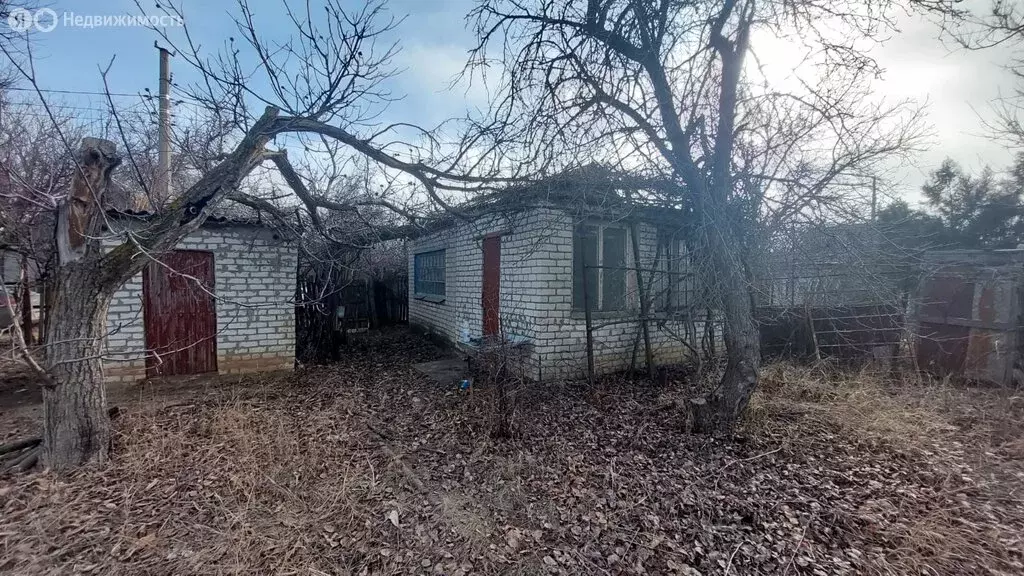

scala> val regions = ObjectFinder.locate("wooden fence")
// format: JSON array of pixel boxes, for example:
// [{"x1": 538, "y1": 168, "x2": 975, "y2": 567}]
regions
[{"x1": 295, "y1": 267, "x2": 408, "y2": 365}]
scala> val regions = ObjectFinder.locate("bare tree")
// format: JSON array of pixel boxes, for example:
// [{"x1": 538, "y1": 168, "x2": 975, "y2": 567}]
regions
[
  {"x1": 955, "y1": 1, "x2": 1024, "y2": 147},
  {"x1": 0, "y1": 94, "x2": 88, "y2": 342},
  {"x1": 468, "y1": 0, "x2": 928, "y2": 430},
  {"x1": 0, "y1": 0, "x2": 520, "y2": 470}
]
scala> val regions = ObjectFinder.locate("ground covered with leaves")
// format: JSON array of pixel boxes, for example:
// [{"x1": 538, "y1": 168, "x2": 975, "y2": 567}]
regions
[{"x1": 1, "y1": 329, "x2": 1022, "y2": 575}]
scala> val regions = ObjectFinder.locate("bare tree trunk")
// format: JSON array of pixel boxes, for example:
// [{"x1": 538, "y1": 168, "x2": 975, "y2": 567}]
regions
[
  {"x1": 690, "y1": 194, "x2": 760, "y2": 431},
  {"x1": 38, "y1": 138, "x2": 122, "y2": 471},
  {"x1": 707, "y1": 234, "x2": 760, "y2": 429},
  {"x1": 41, "y1": 262, "x2": 115, "y2": 469},
  {"x1": 694, "y1": 3, "x2": 759, "y2": 431}
]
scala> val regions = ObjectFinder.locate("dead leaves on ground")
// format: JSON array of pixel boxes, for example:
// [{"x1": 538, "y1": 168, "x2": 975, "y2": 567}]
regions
[{"x1": 1, "y1": 330, "x2": 1022, "y2": 575}]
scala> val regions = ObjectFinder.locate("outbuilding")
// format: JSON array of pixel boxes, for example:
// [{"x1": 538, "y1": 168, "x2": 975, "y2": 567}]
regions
[
  {"x1": 101, "y1": 208, "x2": 297, "y2": 385},
  {"x1": 407, "y1": 169, "x2": 718, "y2": 380}
]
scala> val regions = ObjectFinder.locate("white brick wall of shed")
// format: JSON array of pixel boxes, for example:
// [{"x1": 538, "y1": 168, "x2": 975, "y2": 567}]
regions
[
  {"x1": 408, "y1": 207, "x2": 715, "y2": 380},
  {"x1": 102, "y1": 225, "x2": 297, "y2": 384}
]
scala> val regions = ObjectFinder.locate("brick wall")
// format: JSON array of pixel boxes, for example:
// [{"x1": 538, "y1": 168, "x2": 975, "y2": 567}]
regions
[
  {"x1": 103, "y1": 225, "x2": 297, "y2": 384},
  {"x1": 408, "y1": 209, "x2": 562, "y2": 376},
  {"x1": 409, "y1": 207, "x2": 717, "y2": 380}
]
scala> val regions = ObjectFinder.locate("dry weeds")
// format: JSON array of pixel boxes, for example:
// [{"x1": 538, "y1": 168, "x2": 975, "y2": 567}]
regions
[
  {"x1": 745, "y1": 362, "x2": 1024, "y2": 575},
  {"x1": 0, "y1": 332, "x2": 1021, "y2": 575}
]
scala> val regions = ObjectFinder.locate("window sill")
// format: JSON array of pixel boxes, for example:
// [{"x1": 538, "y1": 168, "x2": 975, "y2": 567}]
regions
[
  {"x1": 414, "y1": 294, "x2": 446, "y2": 304},
  {"x1": 570, "y1": 309, "x2": 635, "y2": 321}
]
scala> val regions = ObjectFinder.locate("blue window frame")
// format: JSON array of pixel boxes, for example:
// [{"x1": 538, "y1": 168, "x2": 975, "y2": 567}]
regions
[{"x1": 414, "y1": 249, "x2": 446, "y2": 297}]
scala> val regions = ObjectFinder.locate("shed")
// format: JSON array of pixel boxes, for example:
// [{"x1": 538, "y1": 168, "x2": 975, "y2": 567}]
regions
[
  {"x1": 407, "y1": 170, "x2": 717, "y2": 380},
  {"x1": 101, "y1": 208, "x2": 297, "y2": 384},
  {"x1": 914, "y1": 249, "x2": 1024, "y2": 386}
]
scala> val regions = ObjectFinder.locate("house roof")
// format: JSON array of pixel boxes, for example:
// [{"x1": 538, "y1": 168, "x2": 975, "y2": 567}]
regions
[
  {"x1": 410, "y1": 164, "x2": 688, "y2": 238},
  {"x1": 106, "y1": 199, "x2": 279, "y2": 229},
  {"x1": 923, "y1": 248, "x2": 1024, "y2": 267},
  {"x1": 102, "y1": 176, "x2": 289, "y2": 229}
]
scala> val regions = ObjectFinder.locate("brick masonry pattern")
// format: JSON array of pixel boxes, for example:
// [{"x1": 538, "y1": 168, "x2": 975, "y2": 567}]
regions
[
  {"x1": 103, "y1": 225, "x2": 297, "y2": 384},
  {"x1": 408, "y1": 207, "x2": 716, "y2": 379}
]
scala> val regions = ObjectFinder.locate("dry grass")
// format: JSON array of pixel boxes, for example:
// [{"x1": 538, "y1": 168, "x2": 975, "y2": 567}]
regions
[
  {"x1": 1, "y1": 334, "x2": 1023, "y2": 575},
  {"x1": 747, "y1": 363, "x2": 955, "y2": 444},
  {"x1": 748, "y1": 362, "x2": 1024, "y2": 456},
  {"x1": 745, "y1": 362, "x2": 1024, "y2": 575},
  {"x1": 1, "y1": 391, "x2": 424, "y2": 574}
]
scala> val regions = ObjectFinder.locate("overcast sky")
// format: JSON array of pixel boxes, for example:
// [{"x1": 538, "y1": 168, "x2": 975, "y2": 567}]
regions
[{"x1": 12, "y1": 0, "x2": 1022, "y2": 208}]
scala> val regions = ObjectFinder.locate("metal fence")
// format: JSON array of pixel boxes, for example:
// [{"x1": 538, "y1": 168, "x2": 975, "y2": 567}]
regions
[
  {"x1": 751, "y1": 223, "x2": 909, "y2": 365},
  {"x1": 913, "y1": 249, "x2": 1024, "y2": 386}
]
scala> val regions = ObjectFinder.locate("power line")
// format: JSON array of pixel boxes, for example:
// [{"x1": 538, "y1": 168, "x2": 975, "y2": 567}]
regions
[
  {"x1": 4, "y1": 86, "x2": 153, "y2": 99},
  {"x1": 0, "y1": 100, "x2": 151, "y2": 114},
  {"x1": 4, "y1": 85, "x2": 209, "y2": 106}
]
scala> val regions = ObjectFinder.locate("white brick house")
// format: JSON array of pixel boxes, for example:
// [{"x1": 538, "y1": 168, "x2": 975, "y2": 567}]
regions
[
  {"x1": 408, "y1": 176, "x2": 716, "y2": 380},
  {"x1": 102, "y1": 215, "x2": 297, "y2": 384}
]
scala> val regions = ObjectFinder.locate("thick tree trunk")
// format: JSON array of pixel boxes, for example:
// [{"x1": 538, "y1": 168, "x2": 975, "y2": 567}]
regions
[
  {"x1": 34, "y1": 113, "x2": 279, "y2": 472},
  {"x1": 691, "y1": 217, "x2": 761, "y2": 433},
  {"x1": 712, "y1": 246, "x2": 760, "y2": 425},
  {"x1": 41, "y1": 262, "x2": 114, "y2": 470},
  {"x1": 40, "y1": 137, "x2": 123, "y2": 471}
]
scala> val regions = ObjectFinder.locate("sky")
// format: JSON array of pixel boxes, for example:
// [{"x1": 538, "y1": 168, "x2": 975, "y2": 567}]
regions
[{"x1": 8, "y1": 0, "x2": 1022, "y2": 208}]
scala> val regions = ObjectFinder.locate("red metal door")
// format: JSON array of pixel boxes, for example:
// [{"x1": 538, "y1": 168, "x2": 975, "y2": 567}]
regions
[
  {"x1": 143, "y1": 250, "x2": 217, "y2": 377},
  {"x1": 482, "y1": 235, "x2": 501, "y2": 337}
]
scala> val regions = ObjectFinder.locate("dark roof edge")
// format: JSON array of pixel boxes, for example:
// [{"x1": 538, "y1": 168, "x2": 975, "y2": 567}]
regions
[
  {"x1": 104, "y1": 209, "x2": 276, "y2": 230},
  {"x1": 407, "y1": 200, "x2": 686, "y2": 240}
]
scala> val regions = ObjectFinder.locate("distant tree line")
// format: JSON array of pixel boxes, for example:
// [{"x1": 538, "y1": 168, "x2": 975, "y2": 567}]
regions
[{"x1": 879, "y1": 154, "x2": 1024, "y2": 251}]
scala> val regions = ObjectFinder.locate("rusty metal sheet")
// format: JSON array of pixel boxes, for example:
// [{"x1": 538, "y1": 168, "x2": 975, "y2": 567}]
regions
[
  {"x1": 917, "y1": 321, "x2": 970, "y2": 376},
  {"x1": 916, "y1": 267, "x2": 1020, "y2": 385},
  {"x1": 920, "y1": 275, "x2": 974, "y2": 319}
]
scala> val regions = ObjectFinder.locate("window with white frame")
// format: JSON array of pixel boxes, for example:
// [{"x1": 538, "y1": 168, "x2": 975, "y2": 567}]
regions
[
  {"x1": 572, "y1": 223, "x2": 627, "y2": 312},
  {"x1": 414, "y1": 249, "x2": 446, "y2": 297}
]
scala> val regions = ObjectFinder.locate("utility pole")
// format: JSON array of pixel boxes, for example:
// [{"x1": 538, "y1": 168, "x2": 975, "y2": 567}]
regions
[
  {"x1": 155, "y1": 43, "x2": 172, "y2": 206},
  {"x1": 870, "y1": 176, "x2": 877, "y2": 222}
]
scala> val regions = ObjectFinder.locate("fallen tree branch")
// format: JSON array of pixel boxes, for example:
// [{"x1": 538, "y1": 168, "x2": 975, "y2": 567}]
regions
[
  {"x1": 367, "y1": 422, "x2": 427, "y2": 495},
  {"x1": 782, "y1": 512, "x2": 816, "y2": 576},
  {"x1": 0, "y1": 437, "x2": 41, "y2": 457},
  {"x1": 0, "y1": 406, "x2": 121, "y2": 474},
  {"x1": 12, "y1": 448, "x2": 38, "y2": 473},
  {"x1": 724, "y1": 539, "x2": 745, "y2": 575},
  {"x1": 2, "y1": 446, "x2": 38, "y2": 473},
  {"x1": 713, "y1": 446, "x2": 783, "y2": 491},
  {"x1": 366, "y1": 421, "x2": 398, "y2": 442}
]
